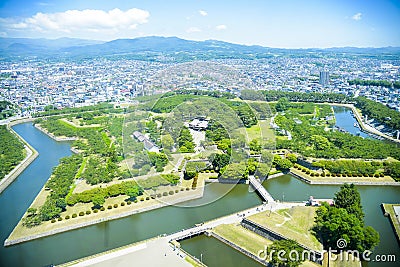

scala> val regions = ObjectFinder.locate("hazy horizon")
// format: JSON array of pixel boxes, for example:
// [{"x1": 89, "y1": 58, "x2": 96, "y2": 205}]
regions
[
  {"x1": 0, "y1": 0, "x2": 399, "y2": 49},
  {"x1": 2, "y1": 35, "x2": 400, "y2": 50}
]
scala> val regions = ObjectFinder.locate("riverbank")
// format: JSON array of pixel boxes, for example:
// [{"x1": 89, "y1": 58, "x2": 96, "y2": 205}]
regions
[
  {"x1": 330, "y1": 103, "x2": 400, "y2": 144},
  {"x1": 0, "y1": 118, "x2": 38, "y2": 194},
  {"x1": 34, "y1": 123, "x2": 78, "y2": 141},
  {"x1": 5, "y1": 185, "x2": 204, "y2": 246},
  {"x1": 289, "y1": 168, "x2": 400, "y2": 186},
  {"x1": 60, "y1": 201, "x2": 303, "y2": 266},
  {"x1": 381, "y1": 204, "x2": 400, "y2": 245}
]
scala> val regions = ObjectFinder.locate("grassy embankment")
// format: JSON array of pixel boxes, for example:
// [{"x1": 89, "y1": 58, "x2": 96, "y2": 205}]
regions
[{"x1": 213, "y1": 223, "x2": 319, "y2": 267}]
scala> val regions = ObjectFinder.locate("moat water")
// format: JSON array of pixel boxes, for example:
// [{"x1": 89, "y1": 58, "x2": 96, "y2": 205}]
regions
[{"x1": 0, "y1": 122, "x2": 398, "y2": 267}]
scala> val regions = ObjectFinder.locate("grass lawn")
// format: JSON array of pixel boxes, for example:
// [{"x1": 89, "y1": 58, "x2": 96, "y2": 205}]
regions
[
  {"x1": 213, "y1": 223, "x2": 273, "y2": 255},
  {"x1": 322, "y1": 252, "x2": 361, "y2": 267},
  {"x1": 246, "y1": 119, "x2": 275, "y2": 142},
  {"x1": 247, "y1": 206, "x2": 323, "y2": 251},
  {"x1": 382, "y1": 204, "x2": 400, "y2": 242},
  {"x1": 213, "y1": 223, "x2": 319, "y2": 267},
  {"x1": 185, "y1": 256, "x2": 204, "y2": 267}
]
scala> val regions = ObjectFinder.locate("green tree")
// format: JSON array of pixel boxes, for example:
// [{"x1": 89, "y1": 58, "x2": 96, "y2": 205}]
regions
[
  {"x1": 220, "y1": 162, "x2": 249, "y2": 179},
  {"x1": 249, "y1": 139, "x2": 262, "y2": 153},
  {"x1": 126, "y1": 187, "x2": 140, "y2": 200},
  {"x1": 209, "y1": 153, "x2": 230, "y2": 171},
  {"x1": 310, "y1": 135, "x2": 331, "y2": 151},
  {"x1": 161, "y1": 134, "x2": 174, "y2": 150},
  {"x1": 274, "y1": 155, "x2": 293, "y2": 170},
  {"x1": 92, "y1": 195, "x2": 105, "y2": 207},
  {"x1": 276, "y1": 97, "x2": 290, "y2": 112},
  {"x1": 286, "y1": 153, "x2": 298, "y2": 163},
  {"x1": 178, "y1": 127, "x2": 195, "y2": 152},
  {"x1": 313, "y1": 186, "x2": 380, "y2": 253},
  {"x1": 268, "y1": 239, "x2": 305, "y2": 267},
  {"x1": 334, "y1": 183, "x2": 364, "y2": 221}
]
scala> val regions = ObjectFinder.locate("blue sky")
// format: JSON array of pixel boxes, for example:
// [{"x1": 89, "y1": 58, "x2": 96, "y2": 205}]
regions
[{"x1": 0, "y1": 0, "x2": 399, "y2": 48}]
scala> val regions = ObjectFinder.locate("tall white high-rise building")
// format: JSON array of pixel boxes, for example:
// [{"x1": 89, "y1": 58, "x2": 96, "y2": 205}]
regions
[{"x1": 319, "y1": 71, "x2": 329, "y2": 86}]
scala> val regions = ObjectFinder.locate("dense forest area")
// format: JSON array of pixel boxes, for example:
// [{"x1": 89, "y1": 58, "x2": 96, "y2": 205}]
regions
[
  {"x1": 0, "y1": 125, "x2": 25, "y2": 180},
  {"x1": 275, "y1": 113, "x2": 400, "y2": 159},
  {"x1": 151, "y1": 92, "x2": 258, "y2": 128},
  {"x1": 241, "y1": 90, "x2": 399, "y2": 131},
  {"x1": 355, "y1": 97, "x2": 400, "y2": 130},
  {"x1": 33, "y1": 102, "x2": 118, "y2": 117}
]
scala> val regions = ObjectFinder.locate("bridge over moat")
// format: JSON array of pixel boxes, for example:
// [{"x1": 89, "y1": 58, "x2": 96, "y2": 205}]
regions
[{"x1": 248, "y1": 175, "x2": 275, "y2": 203}]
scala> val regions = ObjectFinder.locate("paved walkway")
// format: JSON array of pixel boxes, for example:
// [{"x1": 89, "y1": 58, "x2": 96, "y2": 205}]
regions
[
  {"x1": 72, "y1": 237, "x2": 191, "y2": 267},
  {"x1": 67, "y1": 202, "x2": 305, "y2": 267}
]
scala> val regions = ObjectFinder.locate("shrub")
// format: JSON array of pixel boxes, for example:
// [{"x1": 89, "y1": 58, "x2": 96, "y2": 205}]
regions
[
  {"x1": 121, "y1": 202, "x2": 125, "y2": 206},
  {"x1": 134, "y1": 199, "x2": 138, "y2": 203},
  {"x1": 108, "y1": 205, "x2": 112, "y2": 209},
  {"x1": 321, "y1": 173, "x2": 325, "y2": 177},
  {"x1": 315, "y1": 173, "x2": 320, "y2": 177},
  {"x1": 180, "y1": 188, "x2": 184, "y2": 191},
  {"x1": 100, "y1": 207, "x2": 105, "y2": 211},
  {"x1": 79, "y1": 212, "x2": 84, "y2": 216},
  {"x1": 306, "y1": 170, "x2": 311, "y2": 174},
  {"x1": 186, "y1": 187, "x2": 190, "y2": 191},
  {"x1": 380, "y1": 173, "x2": 384, "y2": 177},
  {"x1": 374, "y1": 174, "x2": 380, "y2": 178},
  {"x1": 51, "y1": 219, "x2": 56, "y2": 223},
  {"x1": 127, "y1": 201, "x2": 132, "y2": 205},
  {"x1": 163, "y1": 192, "x2": 168, "y2": 196},
  {"x1": 326, "y1": 173, "x2": 331, "y2": 177},
  {"x1": 113, "y1": 203, "x2": 118, "y2": 208},
  {"x1": 157, "y1": 194, "x2": 162, "y2": 198},
  {"x1": 169, "y1": 191, "x2": 174, "y2": 195},
  {"x1": 65, "y1": 215, "x2": 70, "y2": 220},
  {"x1": 140, "y1": 198, "x2": 144, "y2": 201},
  {"x1": 175, "y1": 189, "x2": 179, "y2": 193},
  {"x1": 93, "y1": 209, "x2": 99, "y2": 213},
  {"x1": 72, "y1": 213, "x2": 77, "y2": 218},
  {"x1": 310, "y1": 173, "x2": 315, "y2": 177},
  {"x1": 86, "y1": 210, "x2": 91, "y2": 215},
  {"x1": 145, "y1": 197, "x2": 150, "y2": 200},
  {"x1": 58, "y1": 217, "x2": 62, "y2": 221}
]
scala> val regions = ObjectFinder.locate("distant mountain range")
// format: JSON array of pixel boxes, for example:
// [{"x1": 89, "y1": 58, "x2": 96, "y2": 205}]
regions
[{"x1": 1, "y1": 36, "x2": 399, "y2": 60}]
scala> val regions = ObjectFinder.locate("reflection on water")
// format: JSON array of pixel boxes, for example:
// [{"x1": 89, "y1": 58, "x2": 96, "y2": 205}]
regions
[{"x1": 181, "y1": 234, "x2": 263, "y2": 267}]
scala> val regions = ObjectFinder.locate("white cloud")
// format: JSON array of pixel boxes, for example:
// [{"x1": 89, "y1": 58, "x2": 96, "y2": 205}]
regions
[
  {"x1": 216, "y1": 24, "x2": 227, "y2": 30},
  {"x1": 186, "y1": 27, "x2": 201, "y2": 33},
  {"x1": 199, "y1": 10, "x2": 208, "y2": 16},
  {"x1": 352, "y1": 12, "x2": 362, "y2": 21},
  {"x1": 2, "y1": 8, "x2": 150, "y2": 37}
]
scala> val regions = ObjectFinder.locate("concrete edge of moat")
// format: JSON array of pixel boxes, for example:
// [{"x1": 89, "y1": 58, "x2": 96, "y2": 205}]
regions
[
  {"x1": 4, "y1": 189, "x2": 204, "y2": 247},
  {"x1": 0, "y1": 118, "x2": 39, "y2": 194}
]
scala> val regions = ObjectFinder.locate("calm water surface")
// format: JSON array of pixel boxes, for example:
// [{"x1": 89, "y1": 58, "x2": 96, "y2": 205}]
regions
[{"x1": 0, "y1": 123, "x2": 399, "y2": 267}]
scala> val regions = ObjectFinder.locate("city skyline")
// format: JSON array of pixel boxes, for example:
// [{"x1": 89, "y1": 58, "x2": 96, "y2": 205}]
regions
[{"x1": 0, "y1": 0, "x2": 399, "y2": 48}]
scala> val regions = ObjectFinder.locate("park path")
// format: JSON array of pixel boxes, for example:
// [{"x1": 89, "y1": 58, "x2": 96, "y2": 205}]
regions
[{"x1": 67, "y1": 201, "x2": 305, "y2": 267}]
